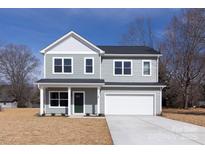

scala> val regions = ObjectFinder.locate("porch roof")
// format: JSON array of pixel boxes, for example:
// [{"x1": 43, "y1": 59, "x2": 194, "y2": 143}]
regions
[
  {"x1": 36, "y1": 78, "x2": 105, "y2": 84},
  {"x1": 36, "y1": 79, "x2": 165, "y2": 88}
]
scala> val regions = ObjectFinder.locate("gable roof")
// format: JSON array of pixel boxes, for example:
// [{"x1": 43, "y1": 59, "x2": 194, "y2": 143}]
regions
[
  {"x1": 40, "y1": 31, "x2": 161, "y2": 56},
  {"x1": 40, "y1": 31, "x2": 105, "y2": 54},
  {"x1": 97, "y1": 46, "x2": 161, "y2": 55}
]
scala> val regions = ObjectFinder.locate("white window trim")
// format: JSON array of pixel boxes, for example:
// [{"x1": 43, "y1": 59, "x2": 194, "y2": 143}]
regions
[
  {"x1": 52, "y1": 57, "x2": 73, "y2": 74},
  {"x1": 49, "y1": 91, "x2": 69, "y2": 108},
  {"x1": 84, "y1": 57, "x2": 94, "y2": 75},
  {"x1": 142, "y1": 60, "x2": 152, "y2": 76},
  {"x1": 113, "y1": 60, "x2": 133, "y2": 76}
]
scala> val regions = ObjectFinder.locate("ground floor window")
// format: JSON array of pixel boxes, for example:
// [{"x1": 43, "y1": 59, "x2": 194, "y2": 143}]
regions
[{"x1": 49, "y1": 91, "x2": 68, "y2": 107}]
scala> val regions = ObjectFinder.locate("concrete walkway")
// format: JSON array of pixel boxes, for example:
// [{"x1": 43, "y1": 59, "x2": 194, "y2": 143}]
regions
[{"x1": 106, "y1": 115, "x2": 205, "y2": 145}]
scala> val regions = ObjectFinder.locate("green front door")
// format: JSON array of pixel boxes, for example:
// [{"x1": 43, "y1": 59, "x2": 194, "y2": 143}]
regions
[{"x1": 74, "y1": 92, "x2": 84, "y2": 113}]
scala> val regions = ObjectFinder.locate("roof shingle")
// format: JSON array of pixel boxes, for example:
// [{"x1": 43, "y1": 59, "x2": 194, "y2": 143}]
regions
[{"x1": 97, "y1": 46, "x2": 160, "y2": 55}]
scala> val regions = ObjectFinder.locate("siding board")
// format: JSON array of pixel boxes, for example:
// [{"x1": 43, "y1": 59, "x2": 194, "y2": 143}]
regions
[
  {"x1": 101, "y1": 57, "x2": 157, "y2": 82},
  {"x1": 45, "y1": 54, "x2": 100, "y2": 79}
]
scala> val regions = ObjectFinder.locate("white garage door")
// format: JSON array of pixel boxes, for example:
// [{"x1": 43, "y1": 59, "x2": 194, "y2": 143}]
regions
[{"x1": 105, "y1": 94, "x2": 154, "y2": 115}]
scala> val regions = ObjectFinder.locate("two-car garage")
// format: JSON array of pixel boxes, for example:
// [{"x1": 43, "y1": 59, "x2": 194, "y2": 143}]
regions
[{"x1": 104, "y1": 93, "x2": 156, "y2": 115}]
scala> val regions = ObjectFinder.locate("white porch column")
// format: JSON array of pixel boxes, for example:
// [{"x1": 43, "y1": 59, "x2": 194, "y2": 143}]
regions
[
  {"x1": 40, "y1": 87, "x2": 44, "y2": 116},
  {"x1": 97, "y1": 87, "x2": 101, "y2": 115},
  {"x1": 68, "y1": 87, "x2": 71, "y2": 116}
]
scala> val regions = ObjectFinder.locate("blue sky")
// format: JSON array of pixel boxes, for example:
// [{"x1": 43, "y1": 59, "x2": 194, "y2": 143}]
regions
[{"x1": 0, "y1": 8, "x2": 180, "y2": 59}]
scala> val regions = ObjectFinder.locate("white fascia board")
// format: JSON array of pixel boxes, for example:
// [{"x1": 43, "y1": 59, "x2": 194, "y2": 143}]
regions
[
  {"x1": 103, "y1": 54, "x2": 162, "y2": 57},
  {"x1": 36, "y1": 82, "x2": 104, "y2": 87},
  {"x1": 45, "y1": 51, "x2": 98, "y2": 55},
  {"x1": 38, "y1": 85, "x2": 103, "y2": 89},
  {"x1": 36, "y1": 82, "x2": 166, "y2": 88},
  {"x1": 40, "y1": 31, "x2": 105, "y2": 54},
  {"x1": 103, "y1": 85, "x2": 166, "y2": 88}
]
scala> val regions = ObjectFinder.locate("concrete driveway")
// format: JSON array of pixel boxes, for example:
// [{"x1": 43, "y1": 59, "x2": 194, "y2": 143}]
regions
[{"x1": 106, "y1": 115, "x2": 205, "y2": 145}]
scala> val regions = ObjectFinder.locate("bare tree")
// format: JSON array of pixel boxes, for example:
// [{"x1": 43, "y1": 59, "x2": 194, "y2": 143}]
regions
[
  {"x1": 0, "y1": 44, "x2": 39, "y2": 107},
  {"x1": 147, "y1": 17, "x2": 154, "y2": 48},
  {"x1": 161, "y1": 9, "x2": 205, "y2": 108},
  {"x1": 120, "y1": 17, "x2": 154, "y2": 47}
]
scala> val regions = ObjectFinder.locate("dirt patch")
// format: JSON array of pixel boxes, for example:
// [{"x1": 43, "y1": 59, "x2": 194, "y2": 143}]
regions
[
  {"x1": 0, "y1": 108, "x2": 112, "y2": 145},
  {"x1": 162, "y1": 108, "x2": 205, "y2": 127}
]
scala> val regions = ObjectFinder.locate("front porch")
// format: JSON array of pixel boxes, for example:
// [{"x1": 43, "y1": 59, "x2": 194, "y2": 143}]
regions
[
  {"x1": 39, "y1": 86, "x2": 101, "y2": 116},
  {"x1": 36, "y1": 79, "x2": 104, "y2": 116}
]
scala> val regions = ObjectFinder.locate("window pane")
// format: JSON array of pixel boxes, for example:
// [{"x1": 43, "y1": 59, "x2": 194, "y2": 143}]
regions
[
  {"x1": 50, "y1": 100, "x2": 59, "y2": 106},
  {"x1": 144, "y1": 68, "x2": 150, "y2": 75},
  {"x1": 115, "y1": 61, "x2": 122, "y2": 68},
  {"x1": 86, "y1": 59, "x2": 92, "y2": 65},
  {"x1": 115, "y1": 61, "x2": 122, "y2": 75},
  {"x1": 124, "y1": 68, "x2": 131, "y2": 75},
  {"x1": 50, "y1": 92, "x2": 58, "y2": 99},
  {"x1": 55, "y1": 59, "x2": 62, "y2": 65},
  {"x1": 60, "y1": 100, "x2": 68, "y2": 107},
  {"x1": 60, "y1": 92, "x2": 68, "y2": 99},
  {"x1": 64, "y1": 66, "x2": 72, "y2": 73},
  {"x1": 55, "y1": 66, "x2": 62, "y2": 72},
  {"x1": 86, "y1": 66, "x2": 93, "y2": 73},
  {"x1": 144, "y1": 62, "x2": 150, "y2": 75},
  {"x1": 124, "y1": 61, "x2": 131, "y2": 68},
  {"x1": 115, "y1": 68, "x2": 122, "y2": 74},
  {"x1": 144, "y1": 62, "x2": 150, "y2": 68},
  {"x1": 64, "y1": 59, "x2": 71, "y2": 65}
]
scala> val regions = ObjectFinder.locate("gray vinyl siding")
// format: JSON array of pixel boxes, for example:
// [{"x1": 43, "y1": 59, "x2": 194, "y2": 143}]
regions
[
  {"x1": 44, "y1": 87, "x2": 97, "y2": 114},
  {"x1": 100, "y1": 87, "x2": 161, "y2": 115},
  {"x1": 45, "y1": 54, "x2": 100, "y2": 79},
  {"x1": 45, "y1": 54, "x2": 158, "y2": 82},
  {"x1": 0, "y1": 102, "x2": 17, "y2": 108},
  {"x1": 43, "y1": 87, "x2": 161, "y2": 115},
  {"x1": 101, "y1": 57, "x2": 157, "y2": 82}
]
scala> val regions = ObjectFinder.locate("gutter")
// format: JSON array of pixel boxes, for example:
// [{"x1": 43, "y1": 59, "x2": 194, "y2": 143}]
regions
[
  {"x1": 103, "y1": 54, "x2": 162, "y2": 57},
  {"x1": 103, "y1": 85, "x2": 166, "y2": 88}
]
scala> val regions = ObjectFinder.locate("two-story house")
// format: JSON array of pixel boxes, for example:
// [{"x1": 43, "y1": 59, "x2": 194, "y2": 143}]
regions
[{"x1": 36, "y1": 31, "x2": 165, "y2": 116}]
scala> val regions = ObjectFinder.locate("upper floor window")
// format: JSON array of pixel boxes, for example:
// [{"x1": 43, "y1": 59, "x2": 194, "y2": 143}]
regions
[
  {"x1": 64, "y1": 59, "x2": 72, "y2": 73},
  {"x1": 142, "y1": 60, "x2": 151, "y2": 76},
  {"x1": 53, "y1": 57, "x2": 73, "y2": 74},
  {"x1": 54, "y1": 58, "x2": 62, "y2": 73},
  {"x1": 84, "y1": 57, "x2": 94, "y2": 74},
  {"x1": 114, "y1": 60, "x2": 132, "y2": 76}
]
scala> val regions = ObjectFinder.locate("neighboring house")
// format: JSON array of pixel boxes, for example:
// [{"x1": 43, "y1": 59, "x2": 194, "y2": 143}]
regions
[
  {"x1": 36, "y1": 31, "x2": 165, "y2": 116},
  {"x1": 0, "y1": 84, "x2": 17, "y2": 109},
  {"x1": 197, "y1": 101, "x2": 205, "y2": 107},
  {"x1": 0, "y1": 100, "x2": 17, "y2": 108}
]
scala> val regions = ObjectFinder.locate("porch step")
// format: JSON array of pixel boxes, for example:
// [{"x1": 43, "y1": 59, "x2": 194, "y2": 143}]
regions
[{"x1": 69, "y1": 115, "x2": 105, "y2": 119}]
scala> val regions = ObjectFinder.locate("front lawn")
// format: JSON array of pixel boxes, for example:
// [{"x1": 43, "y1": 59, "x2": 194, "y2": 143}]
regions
[
  {"x1": 0, "y1": 108, "x2": 112, "y2": 144},
  {"x1": 162, "y1": 108, "x2": 205, "y2": 127}
]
